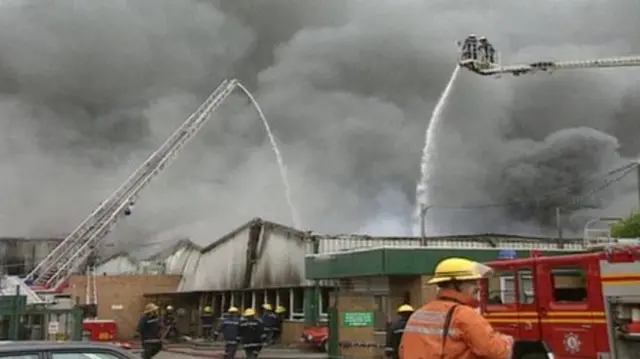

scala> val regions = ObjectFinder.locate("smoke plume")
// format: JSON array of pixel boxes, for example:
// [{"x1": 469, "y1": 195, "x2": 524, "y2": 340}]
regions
[{"x1": 0, "y1": 0, "x2": 639, "y2": 247}]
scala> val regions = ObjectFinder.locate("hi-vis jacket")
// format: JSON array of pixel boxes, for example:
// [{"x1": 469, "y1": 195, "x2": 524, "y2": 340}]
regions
[{"x1": 399, "y1": 289, "x2": 513, "y2": 359}]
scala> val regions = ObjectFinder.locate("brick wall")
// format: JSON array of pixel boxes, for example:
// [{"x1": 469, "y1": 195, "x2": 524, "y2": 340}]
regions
[{"x1": 64, "y1": 274, "x2": 181, "y2": 339}]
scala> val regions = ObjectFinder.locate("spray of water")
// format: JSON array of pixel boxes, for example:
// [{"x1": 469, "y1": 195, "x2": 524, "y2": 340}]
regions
[
  {"x1": 235, "y1": 82, "x2": 302, "y2": 229},
  {"x1": 414, "y1": 66, "x2": 461, "y2": 234}
]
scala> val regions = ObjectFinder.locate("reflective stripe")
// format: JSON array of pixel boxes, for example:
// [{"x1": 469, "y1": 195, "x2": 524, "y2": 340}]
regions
[
  {"x1": 411, "y1": 309, "x2": 448, "y2": 324},
  {"x1": 404, "y1": 324, "x2": 459, "y2": 336},
  {"x1": 392, "y1": 328, "x2": 405, "y2": 334}
]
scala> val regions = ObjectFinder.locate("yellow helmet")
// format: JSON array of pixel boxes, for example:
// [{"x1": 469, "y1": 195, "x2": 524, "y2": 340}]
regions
[
  {"x1": 144, "y1": 303, "x2": 159, "y2": 313},
  {"x1": 275, "y1": 306, "x2": 286, "y2": 314},
  {"x1": 397, "y1": 304, "x2": 414, "y2": 313},
  {"x1": 427, "y1": 257, "x2": 493, "y2": 284},
  {"x1": 228, "y1": 306, "x2": 239, "y2": 313},
  {"x1": 203, "y1": 306, "x2": 212, "y2": 313},
  {"x1": 243, "y1": 308, "x2": 256, "y2": 317},
  {"x1": 262, "y1": 303, "x2": 273, "y2": 311}
]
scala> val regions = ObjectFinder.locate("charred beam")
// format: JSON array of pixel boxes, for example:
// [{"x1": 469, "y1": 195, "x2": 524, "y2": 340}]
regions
[{"x1": 242, "y1": 221, "x2": 263, "y2": 289}]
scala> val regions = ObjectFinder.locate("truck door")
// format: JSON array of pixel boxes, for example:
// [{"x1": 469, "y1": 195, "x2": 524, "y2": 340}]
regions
[
  {"x1": 516, "y1": 266, "x2": 542, "y2": 341},
  {"x1": 536, "y1": 258, "x2": 598, "y2": 359},
  {"x1": 483, "y1": 263, "x2": 519, "y2": 338}
]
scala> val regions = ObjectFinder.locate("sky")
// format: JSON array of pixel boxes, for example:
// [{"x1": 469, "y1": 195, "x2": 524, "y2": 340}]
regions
[{"x1": 0, "y1": 0, "x2": 639, "y2": 250}]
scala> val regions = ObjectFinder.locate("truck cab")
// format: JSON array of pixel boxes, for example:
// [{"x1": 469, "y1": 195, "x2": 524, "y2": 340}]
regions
[{"x1": 481, "y1": 247, "x2": 640, "y2": 359}]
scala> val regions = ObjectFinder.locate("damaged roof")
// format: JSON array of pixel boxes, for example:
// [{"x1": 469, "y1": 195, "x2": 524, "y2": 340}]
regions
[{"x1": 200, "y1": 217, "x2": 308, "y2": 254}]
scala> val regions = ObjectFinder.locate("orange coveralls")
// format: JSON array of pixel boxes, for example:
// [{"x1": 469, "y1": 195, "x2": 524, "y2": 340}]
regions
[{"x1": 399, "y1": 289, "x2": 513, "y2": 359}]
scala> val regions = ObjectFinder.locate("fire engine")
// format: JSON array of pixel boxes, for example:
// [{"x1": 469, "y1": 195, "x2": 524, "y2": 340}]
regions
[{"x1": 482, "y1": 239, "x2": 640, "y2": 359}]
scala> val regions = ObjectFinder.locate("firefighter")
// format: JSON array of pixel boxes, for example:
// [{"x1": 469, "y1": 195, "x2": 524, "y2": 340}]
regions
[
  {"x1": 385, "y1": 304, "x2": 414, "y2": 359},
  {"x1": 162, "y1": 305, "x2": 179, "y2": 341},
  {"x1": 201, "y1": 306, "x2": 215, "y2": 340},
  {"x1": 399, "y1": 257, "x2": 514, "y2": 359},
  {"x1": 138, "y1": 303, "x2": 163, "y2": 359},
  {"x1": 163, "y1": 305, "x2": 178, "y2": 342},
  {"x1": 478, "y1": 36, "x2": 496, "y2": 66},
  {"x1": 273, "y1": 306, "x2": 287, "y2": 343},
  {"x1": 238, "y1": 308, "x2": 265, "y2": 359},
  {"x1": 214, "y1": 307, "x2": 241, "y2": 359},
  {"x1": 460, "y1": 34, "x2": 478, "y2": 63},
  {"x1": 260, "y1": 304, "x2": 278, "y2": 344}
]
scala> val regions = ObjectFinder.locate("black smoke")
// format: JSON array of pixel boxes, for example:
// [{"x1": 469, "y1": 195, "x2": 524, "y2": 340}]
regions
[{"x1": 0, "y1": 0, "x2": 638, "y2": 244}]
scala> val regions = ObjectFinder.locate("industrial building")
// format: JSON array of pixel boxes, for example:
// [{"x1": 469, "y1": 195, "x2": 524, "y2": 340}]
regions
[
  {"x1": 72, "y1": 218, "x2": 331, "y2": 343},
  {"x1": 18, "y1": 218, "x2": 588, "y2": 345}
]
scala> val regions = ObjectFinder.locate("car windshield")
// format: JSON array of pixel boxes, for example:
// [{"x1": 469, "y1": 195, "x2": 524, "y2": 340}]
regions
[{"x1": 52, "y1": 353, "x2": 120, "y2": 359}]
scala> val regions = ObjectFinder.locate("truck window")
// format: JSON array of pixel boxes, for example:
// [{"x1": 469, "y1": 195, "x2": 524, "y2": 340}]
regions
[
  {"x1": 517, "y1": 269, "x2": 535, "y2": 304},
  {"x1": 486, "y1": 270, "x2": 516, "y2": 305},
  {"x1": 551, "y1": 267, "x2": 587, "y2": 302}
]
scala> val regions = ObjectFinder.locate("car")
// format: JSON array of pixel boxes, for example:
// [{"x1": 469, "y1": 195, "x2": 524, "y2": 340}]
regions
[
  {"x1": 300, "y1": 326, "x2": 329, "y2": 352},
  {"x1": 0, "y1": 341, "x2": 140, "y2": 359}
]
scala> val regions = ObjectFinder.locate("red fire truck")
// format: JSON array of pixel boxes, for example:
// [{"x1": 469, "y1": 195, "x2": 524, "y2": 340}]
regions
[{"x1": 482, "y1": 243, "x2": 640, "y2": 359}]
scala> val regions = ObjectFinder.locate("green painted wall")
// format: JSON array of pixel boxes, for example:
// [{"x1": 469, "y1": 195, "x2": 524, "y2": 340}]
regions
[{"x1": 305, "y1": 248, "x2": 583, "y2": 279}]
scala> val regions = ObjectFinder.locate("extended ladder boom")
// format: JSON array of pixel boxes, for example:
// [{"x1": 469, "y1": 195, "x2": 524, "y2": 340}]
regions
[
  {"x1": 27, "y1": 79, "x2": 239, "y2": 289},
  {"x1": 479, "y1": 55, "x2": 640, "y2": 76},
  {"x1": 456, "y1": 35, "x2": 640, "y2": 77}
]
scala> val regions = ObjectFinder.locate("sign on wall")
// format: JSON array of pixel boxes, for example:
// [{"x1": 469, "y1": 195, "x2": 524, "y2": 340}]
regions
[{"x1": 341, "y1": 311, "x2": 375, "y2": 327}]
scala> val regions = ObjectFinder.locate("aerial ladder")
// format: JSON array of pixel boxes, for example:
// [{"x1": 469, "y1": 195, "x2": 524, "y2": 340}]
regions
[
  {"x1": 24, "y1": 78, "x2": 244, "y2": 292},
  {"x1": 457, "y1": 34, "x2": 640, "y2": 77}
]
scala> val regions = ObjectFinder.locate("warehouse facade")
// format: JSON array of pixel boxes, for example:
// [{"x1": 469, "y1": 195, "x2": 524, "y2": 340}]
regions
[{"x1": 83, "y1": 219, "x2": 588, "y2": 344}]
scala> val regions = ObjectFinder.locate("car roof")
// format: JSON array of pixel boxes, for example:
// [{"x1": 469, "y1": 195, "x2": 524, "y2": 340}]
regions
[{"x1": 0, "y1": 341, "x2": 129, "y2": 353}]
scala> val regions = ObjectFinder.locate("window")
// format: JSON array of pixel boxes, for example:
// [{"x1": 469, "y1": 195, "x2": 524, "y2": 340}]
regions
[
  {"x1": 552, "y1": 267, "x2": 587, "y2": 302},
  {"x1": 52, "y1": 353, "x2": 121, "y2": 359},
  {"x1": 222, "y1": 292, "x2": 231, "y2": 315},
  {"x1": 517, "y1": 270, "x2": 535, "y2": 304},
  {"x1": 291, "y1": 288, "x2": 305, "y2": 320},
  {"x1": 266, "y1": 289, "x2": 277, "y2": 309},
  {"x1": 319, "y1": 287, "x2": 332, "y2": 320},
  {"x1": 255, "y1": 290, "x2": 266, "y2": 309},
  {"x1": 212, "y1": 293, "x2": 222, "y2": 318},
  {"x1": 277, "y1": 289, "x2": 292, "y2": 319},
  {"x1": 242, "y1": 291, "x2": 253, "y2": 310},
  {"x1": 374, "y1": 295, "x2": 389, "y2": 332},
  {"x1": 486, "y1": 270, "x2": 516, "y2": 305},
  {"x1": 231, "y1": 292, "x2": 242, "y2": 308}
]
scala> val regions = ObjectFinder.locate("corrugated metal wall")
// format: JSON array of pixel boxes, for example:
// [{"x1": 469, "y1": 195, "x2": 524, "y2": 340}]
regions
[{"x1": 178, "y1": 220, "x2": 308, "y2": 292}]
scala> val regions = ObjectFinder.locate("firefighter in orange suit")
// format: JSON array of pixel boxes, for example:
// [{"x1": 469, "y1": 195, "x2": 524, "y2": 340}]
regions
[{"x1": 399, "y1": 257, "x2": 513, "y2": 359}]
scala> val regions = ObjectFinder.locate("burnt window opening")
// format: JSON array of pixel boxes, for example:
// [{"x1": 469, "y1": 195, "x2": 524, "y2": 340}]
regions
[
  {"x1": 231, "y1": 292, "x2": 242, "y2": 308},
  {"x1": 277, "y1": 289, "x2": 292, "y2": 319},
  {"x1": 242, "y1": 291, "x2": 253, "y2": 310},
  {"x1": 4, "y1": 257, "x2": 25, "y2": 276},
  {"x1": 319, "y1": 287, "x2": 332, "y2": 319},
  {"x1": 210, "y1": 294, "x2": 221, "y2": 318},
  {"x1": 266, "y1": 290, "x2": 277, "y2": 309},
  {"x1": 222, "y1": 292, "x2": 232, "y2": 316},
  {"x1": 291, "y1": 288, "x2": 304, "y2": 319},
  {"x1": 254, "y1": 290, "x2": 266, "y2": 309}
]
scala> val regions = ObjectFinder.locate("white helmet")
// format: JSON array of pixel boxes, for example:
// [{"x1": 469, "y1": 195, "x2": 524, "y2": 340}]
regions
[
  {"x1": 468, "y1": 34, "x2": 477, "y2": 38},
  {"x1": 479, "y1": 36, "x2": 487, "y2": 41}
]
